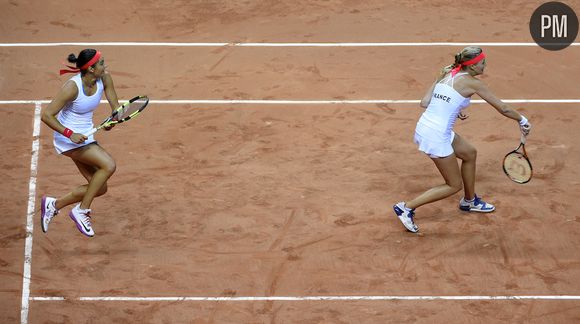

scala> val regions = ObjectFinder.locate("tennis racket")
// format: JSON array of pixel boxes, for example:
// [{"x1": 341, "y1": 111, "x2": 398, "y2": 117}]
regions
[
  {"x1": 83, "y1": 95, "x2": 149, "y2": 136},
  {"x1": 503, "y1": 134, "x2": 532, "y2": 184}
]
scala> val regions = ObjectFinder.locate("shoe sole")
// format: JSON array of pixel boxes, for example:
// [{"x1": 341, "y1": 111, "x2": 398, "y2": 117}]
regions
[
  {"x1": 459, "y1": 206, "x2": 495, "y2": 213},
  {"x1": 40, "y1": 195, "x2": 48, "y2": 233},
  {"x1": 69, "y1": 212, "x2": 94, "y2": 237},
  {"x1": 393, "y1": 205, "x2": 419, "y2": 233}
]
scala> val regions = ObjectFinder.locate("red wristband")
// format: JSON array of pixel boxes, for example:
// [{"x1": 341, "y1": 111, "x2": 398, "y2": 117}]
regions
[{"x1": 63, "y1": 128, "x2": 73, "y2": 138}]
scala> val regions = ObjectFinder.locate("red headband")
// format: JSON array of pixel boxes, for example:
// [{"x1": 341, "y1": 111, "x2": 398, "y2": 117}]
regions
[
  {"x1": 451, "y1": 52, "x2": 486, "y2": 77},
  {"x1": 59, "y1": 51, "x2": 102, "y2": 75}
]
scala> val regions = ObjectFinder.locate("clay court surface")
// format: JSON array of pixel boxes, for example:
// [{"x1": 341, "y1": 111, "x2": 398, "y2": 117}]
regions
[{"x1": 1, "y1": 0, "x2": 580, "y2": 323}]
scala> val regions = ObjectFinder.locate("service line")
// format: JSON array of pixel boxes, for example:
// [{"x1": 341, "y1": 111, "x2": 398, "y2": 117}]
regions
[{"x1": 1, "y1": 99, "x2": 580, "y2": 105}]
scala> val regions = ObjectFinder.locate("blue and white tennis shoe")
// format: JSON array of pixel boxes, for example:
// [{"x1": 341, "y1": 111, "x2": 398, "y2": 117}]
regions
[
  {"x1": 393, "y1": 202, "x2": 419, "y2": 233},
  {"x1": 459, "y1": 194, "x2": 495, "y2": 213}
]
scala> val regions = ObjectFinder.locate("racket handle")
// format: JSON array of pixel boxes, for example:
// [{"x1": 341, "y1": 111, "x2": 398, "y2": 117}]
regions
[
  {"x1": 520, "y1": 133, "x2": 527, "y2": 144},
  {"x1": 83, "y1": 128, "x2": 98, "y2": 137}
]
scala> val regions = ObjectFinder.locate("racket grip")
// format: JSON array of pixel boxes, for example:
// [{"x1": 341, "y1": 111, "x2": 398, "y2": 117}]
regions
[{"x1": 83, "y1": 128, "x2": 98, "y2": 137}]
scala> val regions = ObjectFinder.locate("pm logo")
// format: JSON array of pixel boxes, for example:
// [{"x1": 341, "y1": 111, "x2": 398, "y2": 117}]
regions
[{"x1": 530, "y1": 2, "x2": 578, "y2": 50}]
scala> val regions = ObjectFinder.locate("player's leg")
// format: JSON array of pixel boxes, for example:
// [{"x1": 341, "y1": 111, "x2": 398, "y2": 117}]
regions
[
  {"x1": 41, "y1": 145, "x2": 109, "y2": 233},
  {"x1": 64, "y1": 143, "x2": 115, "y2": 210},
  {"x1": 405, "y1": 153, "x2": 463, "y2": 210},
  {"x1": 452, "y1": 133, "x2": 495, "y2": 212},
  {"x1": 393, "y1": 154, "x2": 463, "y2": 232},
  {"x1": 62, "y1": 144, "x2": 115, "y2": 237},
  {"x1": 451, "y1": 133, "x2": 476, "y2": 200},
  {"x1": 53, "y1": 159, "x2": 108, "y2": 210}
]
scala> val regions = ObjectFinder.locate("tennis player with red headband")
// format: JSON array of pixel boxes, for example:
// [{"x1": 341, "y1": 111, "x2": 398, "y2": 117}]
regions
[
  {"x1": 40, "y1": 49, "x2": 120, "y2": 237},
  {"x1": 393, "y1": 46, "x2": 532, "y2": 233}
]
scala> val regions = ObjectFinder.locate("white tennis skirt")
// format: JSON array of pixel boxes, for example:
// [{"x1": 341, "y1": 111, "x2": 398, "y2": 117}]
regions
[
  {"x1": 414, "y1": 127, "x2": 455, "y2": 159},
  {"x1": 53, "y1": 131, "x2": 96, "y2": 154}
]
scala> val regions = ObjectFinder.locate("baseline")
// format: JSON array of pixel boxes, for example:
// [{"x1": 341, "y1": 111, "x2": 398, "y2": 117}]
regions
[
  {"x1": 1, "y1": 42, "x2": 579, "y2": 47},
  {"x1": 30, "y1": 295, "x2": 580, "y2": 302}
]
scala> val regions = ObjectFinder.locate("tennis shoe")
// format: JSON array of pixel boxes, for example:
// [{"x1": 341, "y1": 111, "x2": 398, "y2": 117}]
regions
[
  {"x1": 41, "y1": 195, "x2": 59, "y2": 233},
  {"x1": 69, "y1": 204, "x2": 94, "y2": 237},
  {"x1": 459, "y1": 194, "x2": 495, "y2": 213},
  {"x1": 393, "y1": 202, "x2": 419, "y2": 233}
]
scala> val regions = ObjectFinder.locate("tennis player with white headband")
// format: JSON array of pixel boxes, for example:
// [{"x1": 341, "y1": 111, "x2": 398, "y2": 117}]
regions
[
  {"x1": 393, "y1": 46, "x2": 532, "y2": 233},
  {"x1": 40, "y1": 49, "x2": 120, "y2": 237}
]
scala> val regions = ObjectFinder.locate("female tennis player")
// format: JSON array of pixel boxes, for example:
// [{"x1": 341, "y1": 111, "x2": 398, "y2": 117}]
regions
[
  {"x1": 40, "y1": 49, "x2": 119, "y2": 237},
  {"x1": 393, "y1": 46, "x2": 531, "y2": 233}
]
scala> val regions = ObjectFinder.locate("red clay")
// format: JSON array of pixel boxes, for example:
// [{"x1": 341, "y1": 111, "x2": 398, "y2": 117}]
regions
[{"x1": 1, "y1": 1, "x2": 579, "y2": 323}]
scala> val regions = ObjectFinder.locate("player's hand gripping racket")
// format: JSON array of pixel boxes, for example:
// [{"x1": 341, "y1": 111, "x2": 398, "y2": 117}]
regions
[
  {"x1": 83, "y1": 95, "x2": 149, "y2": 136},
  {"x1": 503, "y1": 133, "x2": 532, "y2": 183}
]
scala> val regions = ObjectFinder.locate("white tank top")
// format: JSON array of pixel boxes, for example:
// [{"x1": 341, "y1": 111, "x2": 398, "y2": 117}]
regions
[
  {"x1": 57, "y1": 74, "x2": 104, "y2": 134},
  {"x1": 417, "y1": 73, "x2": 471, "y2": 137}
]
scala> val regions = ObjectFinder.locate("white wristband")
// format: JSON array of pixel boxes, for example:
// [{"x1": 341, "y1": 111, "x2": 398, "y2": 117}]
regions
[{"x1": 519, "y1": 115, "x2": 528, "y2": 126}]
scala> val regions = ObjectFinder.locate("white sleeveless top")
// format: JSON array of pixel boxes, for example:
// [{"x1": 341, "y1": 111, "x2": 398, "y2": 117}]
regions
[
  {"x1": 417, "y1": 73, "x2": 470, "y2": 138},
  {"x1": 53, "y1": 74, "x2": 104, "y2": 154},
  {"x1": 413, "y1": 73, "x2": 471, "y2": 157}
]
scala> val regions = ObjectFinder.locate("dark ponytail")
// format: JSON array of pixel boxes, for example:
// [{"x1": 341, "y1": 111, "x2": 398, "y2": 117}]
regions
[{"x1": 66, "y1": 49, "x2": 97, "y2": 69}]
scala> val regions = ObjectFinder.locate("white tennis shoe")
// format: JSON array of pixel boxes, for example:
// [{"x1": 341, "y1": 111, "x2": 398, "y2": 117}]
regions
[
  {"x1": 41, "y1": 196, "x2": 59, "y2": 233},
  {"x1": 69, "y1": 204, "x2": 94, "y2": 237},
  {"x1": 393, "y1": 202, "x2": 419, "y2": 233},
  {"x1": 459, "y1": 194, "x2": 495, "y2": 213}
]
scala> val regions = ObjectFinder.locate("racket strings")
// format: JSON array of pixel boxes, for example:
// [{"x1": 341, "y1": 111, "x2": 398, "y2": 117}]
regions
[
  {"x1": 118, "y1": 98, "x2": 148, "y2": 120},
  {"x1": 503, "y1": 153, "x2": 532, "y2": 183}
]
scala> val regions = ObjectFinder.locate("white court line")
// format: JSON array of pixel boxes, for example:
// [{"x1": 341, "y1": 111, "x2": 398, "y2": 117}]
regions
[
  {"x1": 20, "y1": 103, "x2": 42, "y2": 324},
  {"x1": 29, "y1": 295, "x2": 580, "y2": 302},
  {"x1": 0, "y1": 42, "x2": 579, "y2": 47},
  {"x1": 1, "y1": 99, "x2": 580, "y2": 105}
]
